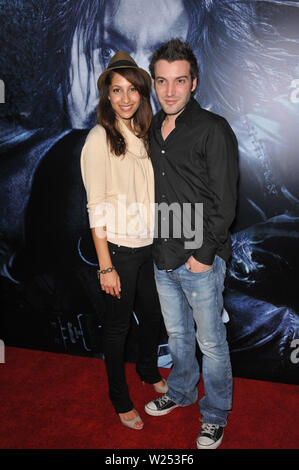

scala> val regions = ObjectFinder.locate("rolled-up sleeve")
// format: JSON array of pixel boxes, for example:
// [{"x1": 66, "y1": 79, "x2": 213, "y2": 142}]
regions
[
  {"x1": 193, "y1": 119, "x2": 239, "y2": 265},
  {"x1": 80, "y1": 126, "x2": 108, "y2": 229}
]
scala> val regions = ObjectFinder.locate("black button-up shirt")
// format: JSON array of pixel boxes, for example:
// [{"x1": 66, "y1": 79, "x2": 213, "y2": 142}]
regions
[{"x1": 150, "y1": 97, "x2": 239, "y2": 270}]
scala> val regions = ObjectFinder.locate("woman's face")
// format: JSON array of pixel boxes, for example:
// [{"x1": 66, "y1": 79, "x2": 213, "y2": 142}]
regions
[{"x1": 108, "y1": 72, "x2": 141, "y2": 125}]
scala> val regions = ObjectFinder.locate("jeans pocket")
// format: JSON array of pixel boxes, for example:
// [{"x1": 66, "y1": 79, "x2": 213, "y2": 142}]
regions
[
  {"x1": 184, "y1": 263, "x2": 213, "y2": 275},
  {"x1": 218, "y1": 256, "x2": 226, "y2": 276}
]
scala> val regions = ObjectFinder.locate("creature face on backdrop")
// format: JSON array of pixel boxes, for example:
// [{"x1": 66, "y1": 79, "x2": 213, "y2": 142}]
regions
[
  {"x1": 0, "y1": 0, "x2": 299, "y2": 381},
  {"x1": 67, "y1": 0, "x2": 189, "y2": 128}
]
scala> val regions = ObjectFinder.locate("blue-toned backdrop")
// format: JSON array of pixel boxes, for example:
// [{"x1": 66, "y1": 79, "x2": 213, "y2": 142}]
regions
[{"x1": 1, "y1": 0, "x2": 299, "y2": 383}]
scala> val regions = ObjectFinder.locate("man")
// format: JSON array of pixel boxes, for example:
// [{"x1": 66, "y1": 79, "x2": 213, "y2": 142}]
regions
[{"x1": 144, "y1": 39, "x2": 239, "y2": 449}]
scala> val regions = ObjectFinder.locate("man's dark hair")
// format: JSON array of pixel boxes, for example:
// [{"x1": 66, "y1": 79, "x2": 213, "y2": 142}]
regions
[{"x1": 149, "y1": 38, "x2": 199, "y2": 81}]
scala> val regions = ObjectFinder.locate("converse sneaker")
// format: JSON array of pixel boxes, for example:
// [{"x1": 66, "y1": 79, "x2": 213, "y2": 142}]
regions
[
  {"x1": 196, "y1": 423, "x2": 224, "y2": 449},
  {"x1": 145, "y1": 394, "x2": 179, "y2": 416}
]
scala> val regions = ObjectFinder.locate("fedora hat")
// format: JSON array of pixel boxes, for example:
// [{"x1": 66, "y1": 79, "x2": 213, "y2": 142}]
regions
[{"x1": 97, "y1": 51, "x2": 152, "y2": 90}]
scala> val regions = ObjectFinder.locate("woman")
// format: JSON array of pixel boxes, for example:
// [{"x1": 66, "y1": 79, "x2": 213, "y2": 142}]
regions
[{"x1": 80, "y1": 51, "x2": 167, "y2": 430}]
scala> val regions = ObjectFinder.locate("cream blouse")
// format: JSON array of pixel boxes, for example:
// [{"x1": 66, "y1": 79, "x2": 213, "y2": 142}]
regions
[{"x1": 80, "y1": 119, "x2": 154, "y2": 247}]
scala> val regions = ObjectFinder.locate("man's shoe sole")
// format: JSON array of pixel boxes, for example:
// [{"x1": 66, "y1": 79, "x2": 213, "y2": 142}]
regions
[{"x1": 144, "y1": 404, "x2": 179, "y2": 416}]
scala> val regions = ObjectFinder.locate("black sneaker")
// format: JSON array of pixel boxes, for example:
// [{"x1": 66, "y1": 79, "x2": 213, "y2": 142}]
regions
[
  {"x1": 145, "y1": 394, "x2": 179, "y2": 416},
  {"x1": 196, "y1": 423, "x2": 224, "y2": 449}
]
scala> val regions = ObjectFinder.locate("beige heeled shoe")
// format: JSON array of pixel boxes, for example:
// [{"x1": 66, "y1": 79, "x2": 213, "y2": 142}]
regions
[
  {"x1": 153, "y1": 378, "x2": 168, "y2": 394},
  {"x1": 119, "y1": 409, "x2": 144, "y2": 430}
]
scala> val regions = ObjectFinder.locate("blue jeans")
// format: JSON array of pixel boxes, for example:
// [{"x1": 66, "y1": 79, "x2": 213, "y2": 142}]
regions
[{"x1": 154, "y1": 256, "x2": 233, "y2": 426}]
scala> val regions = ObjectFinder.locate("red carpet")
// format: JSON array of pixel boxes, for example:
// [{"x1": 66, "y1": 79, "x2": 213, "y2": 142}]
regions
[{"x1": 0, "y1": 346, "x2": 298, "y2": 450}]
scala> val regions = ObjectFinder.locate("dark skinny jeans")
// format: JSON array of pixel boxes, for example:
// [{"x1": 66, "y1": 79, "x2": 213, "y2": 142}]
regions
[{"x1": 102, "y1": 242, "x2": 163, "y2": 414}]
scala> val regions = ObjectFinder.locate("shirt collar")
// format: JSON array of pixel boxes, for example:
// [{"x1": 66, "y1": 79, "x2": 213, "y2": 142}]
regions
[{"x1": 154, "y1": 97, "x2": 200, "y2": 129}]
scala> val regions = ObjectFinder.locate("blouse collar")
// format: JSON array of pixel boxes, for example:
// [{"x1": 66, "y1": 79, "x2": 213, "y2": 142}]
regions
[{"x1": 117, "y1": 117, "x2": 147, "y2": 159}]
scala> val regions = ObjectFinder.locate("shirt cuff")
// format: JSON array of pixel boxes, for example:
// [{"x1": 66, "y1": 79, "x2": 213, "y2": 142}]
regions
[{"x1": 192, "y1": 243, "x2": 217, "y2": 266}]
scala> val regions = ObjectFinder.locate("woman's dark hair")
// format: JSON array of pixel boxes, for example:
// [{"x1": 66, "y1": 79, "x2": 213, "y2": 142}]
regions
[
  {"x1": 97, "y1": 68, "x2": 152, "y2": 156},
  {"x1": 149, "y1": 38, "x2": 199, "y2": 82}
]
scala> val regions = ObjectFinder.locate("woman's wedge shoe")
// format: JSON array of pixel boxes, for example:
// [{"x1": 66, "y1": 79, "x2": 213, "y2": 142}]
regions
[
  {"x1": 153, "y1": 378, "x2": 168, "y2": 394},
  {"x1": 119, "y1": 409, "x2": 144, "y2": 430}
]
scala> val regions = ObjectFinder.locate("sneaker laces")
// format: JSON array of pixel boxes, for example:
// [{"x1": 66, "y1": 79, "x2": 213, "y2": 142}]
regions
[
  {"x1": 201, "y1": 423, "x2": 219, "y2": 437},
  {"x1": 155, "y1": 394, "x2": 172, "y2": 406}
]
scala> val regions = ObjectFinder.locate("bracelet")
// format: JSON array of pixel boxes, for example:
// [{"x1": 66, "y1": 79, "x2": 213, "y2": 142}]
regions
[{"x1": 97, "y1": 266, "x2": 115, "y2": 279}]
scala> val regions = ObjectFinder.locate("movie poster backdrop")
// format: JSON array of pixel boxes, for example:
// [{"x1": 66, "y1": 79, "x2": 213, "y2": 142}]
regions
[{"x1": 0, "y1": 0, "x2": 299, "y2": 383}]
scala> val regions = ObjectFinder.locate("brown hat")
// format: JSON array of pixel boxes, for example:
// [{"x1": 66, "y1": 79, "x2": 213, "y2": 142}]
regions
[{"x1": 97, "y1": 51, "x2": 152, "y2": 90}]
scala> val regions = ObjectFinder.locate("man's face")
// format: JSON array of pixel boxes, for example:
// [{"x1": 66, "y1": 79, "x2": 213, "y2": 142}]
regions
[
  {"x1": 67, "y1": 0, "x2": 188, "y2": 128},
  {"x1": 154, "y1": 59, "x2": 197, "y2": 118}
]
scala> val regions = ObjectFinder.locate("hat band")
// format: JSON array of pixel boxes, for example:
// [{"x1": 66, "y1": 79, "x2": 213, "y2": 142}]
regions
[{"x1": 108, "y1": 59, "x2": 137, "y2": 69}]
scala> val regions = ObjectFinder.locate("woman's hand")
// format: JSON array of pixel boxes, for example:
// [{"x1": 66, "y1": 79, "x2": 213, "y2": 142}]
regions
[{"x1": 100, "y1": 269, "x2": 121, "y2": 298}]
